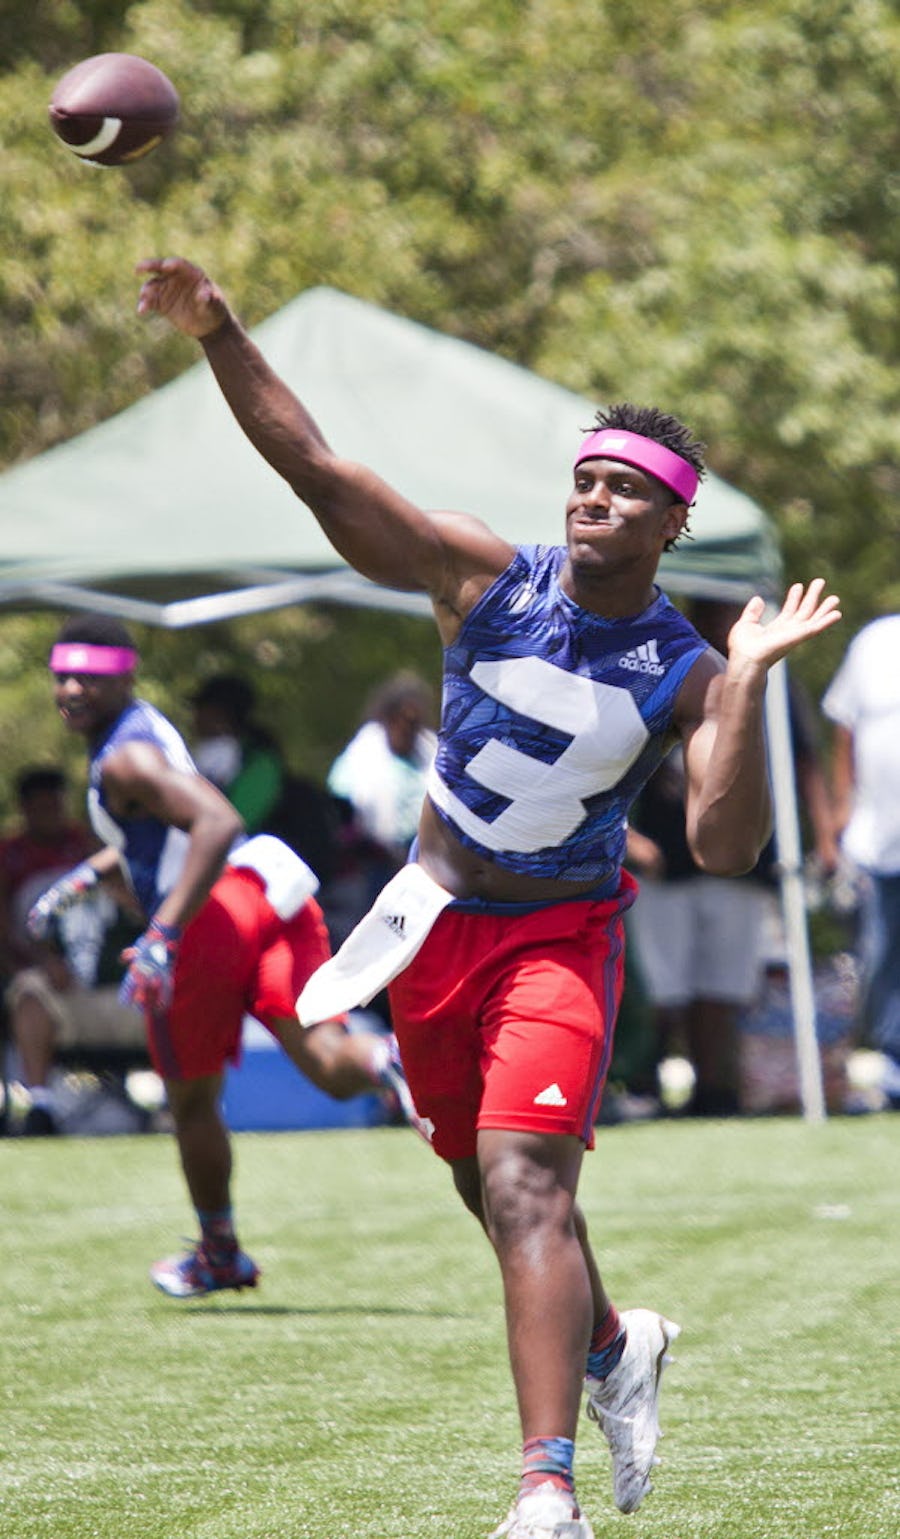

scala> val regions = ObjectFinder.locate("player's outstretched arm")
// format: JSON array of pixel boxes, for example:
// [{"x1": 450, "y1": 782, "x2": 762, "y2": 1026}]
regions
[
  {"x1": 724, "y1": 579, "x2": 842, "y2": 670},
  {"x1": 135, "y1": 258, "x2": 512, "y2": 610},
  {"x1": 679, "y1": 579, "x2": 841, "y2": 876}
]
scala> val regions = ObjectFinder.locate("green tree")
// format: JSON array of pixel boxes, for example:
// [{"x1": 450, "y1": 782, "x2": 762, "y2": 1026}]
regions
[{"x1": 3, "y1": 0, "x2": 900, "y2": 738}]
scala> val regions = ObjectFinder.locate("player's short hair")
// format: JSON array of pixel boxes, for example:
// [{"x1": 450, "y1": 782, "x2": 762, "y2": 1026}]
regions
[
  {"x1": 590, "y1": 403, "x2": 706, "y2": 550},
  {"x1": 191, "y1": 674, "x2": 256, "y2": 724},
  {"x1": 15, "y1": 765, "x2": 68, "y2": 802},
  {"x1": 592, "y1": 403, "x2": 706, "y2": 478},
  {"x1": 363, "y1": 670, "x2": 434, "y2": 727},
  {"x1": 54, "y1": 612, "x2": 137, "y2": 650}
]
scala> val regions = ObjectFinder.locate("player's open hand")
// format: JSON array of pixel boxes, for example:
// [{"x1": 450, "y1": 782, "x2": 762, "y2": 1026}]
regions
[
  {"x1": 135, "y1": 257, "x2": 229, "y2": 339},
  {"x1": 727, "y1": 579, "x2": 841, "y2": 669}
]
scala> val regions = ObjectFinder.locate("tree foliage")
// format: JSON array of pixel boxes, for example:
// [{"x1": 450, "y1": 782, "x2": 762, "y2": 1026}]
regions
[{"x1": 2, "y1": 0, "x2": 900, "y2": 798}]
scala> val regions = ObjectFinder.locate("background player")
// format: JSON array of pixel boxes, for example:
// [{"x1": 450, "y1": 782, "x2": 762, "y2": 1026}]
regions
[
  {"x1": 134, "y1": 256, "x2": 840, "y2": 1538},
  {"x1": 29, "y1": 613, "x2": 416, "y2": 1299}
]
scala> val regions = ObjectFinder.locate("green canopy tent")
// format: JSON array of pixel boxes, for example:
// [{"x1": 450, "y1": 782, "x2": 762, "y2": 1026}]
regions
[
  {"x1": 0, "y1": 288, "x2": 823, "y2": 1120},
  {"x1": 0, "y1": 286, "x2": 779, "y2": 624}
]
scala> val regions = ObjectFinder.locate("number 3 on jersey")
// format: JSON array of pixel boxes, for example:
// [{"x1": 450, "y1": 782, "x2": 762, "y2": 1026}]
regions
[{"x1": 430, "y1": 655, "x2": 649, "y2": 854}]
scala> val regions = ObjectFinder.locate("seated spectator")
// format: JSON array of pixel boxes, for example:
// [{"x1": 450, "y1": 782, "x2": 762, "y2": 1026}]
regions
[
  {"x1": 0, "y1": 764, "x2": 144, "y2": 1136},
  {"x1": 0, "y1": 766, "x2": 96, "y2": 983},
  {"x1": 190, "y1": 672, "x2": 342, "y2": 883},
  {"x1": 324, "y1": 671, "x2": 437, "y2": 1021},
  {"x1": 327, "y1": 670, "x2": 437, "y2": 872},
  {"x1": 190, "y1": 674, "x2": 284, "y2": 832},
  {"x1": 9, "y1": 895, "x2": 145, "y2": 1136}
]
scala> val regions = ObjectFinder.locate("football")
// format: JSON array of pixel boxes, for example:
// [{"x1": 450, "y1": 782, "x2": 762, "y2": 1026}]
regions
[{"x1": 49, "y1": 52, "x2": 179, "y2": 167}]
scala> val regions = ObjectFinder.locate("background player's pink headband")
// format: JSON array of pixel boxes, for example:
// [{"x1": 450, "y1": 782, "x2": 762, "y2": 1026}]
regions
[
  {"x1": 49, "y1": 643, "x2": 137, "y2": 675},
  {"x1": 574, "y1": 428, "x2": 698, "y2": 505}
]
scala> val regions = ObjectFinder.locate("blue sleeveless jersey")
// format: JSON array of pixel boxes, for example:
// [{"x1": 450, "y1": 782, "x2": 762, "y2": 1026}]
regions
[
  {"x1": 427, "y1": 544, "x2": 708, "y2": 885},
  {"x1": 87, "y1": 699, "x2": 196, "y2": 917}
]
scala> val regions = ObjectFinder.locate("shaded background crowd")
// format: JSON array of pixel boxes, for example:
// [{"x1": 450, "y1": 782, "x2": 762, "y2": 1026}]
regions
[{"x1": 4, "y1": 606, "x2": 899, "y2": 1137}]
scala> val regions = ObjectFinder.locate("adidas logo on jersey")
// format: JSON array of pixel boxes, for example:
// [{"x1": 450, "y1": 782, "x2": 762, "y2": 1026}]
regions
[
  {"x1": 619, "y1": 639, "x2": 664, "y2": 676},
  {"x1": 382, "y1": 912, "x2": 407, "y2": 938},
  {"x1": 533, "y1": 1083, "x2": 568, "y2": 1107}
]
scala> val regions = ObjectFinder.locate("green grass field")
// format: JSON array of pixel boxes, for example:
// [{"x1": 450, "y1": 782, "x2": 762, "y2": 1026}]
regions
[{"x1": 3, "y1": 1114, "x2": 898, "y2": 1539}]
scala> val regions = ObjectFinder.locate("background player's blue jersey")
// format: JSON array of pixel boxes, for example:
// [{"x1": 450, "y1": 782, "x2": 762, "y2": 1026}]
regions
[
  {"x1": 87, "y1": 699, "x2": 195, "y2": 917},
  {"x1": 428, "y1": 544, "x2": 708, "y2": 885}
]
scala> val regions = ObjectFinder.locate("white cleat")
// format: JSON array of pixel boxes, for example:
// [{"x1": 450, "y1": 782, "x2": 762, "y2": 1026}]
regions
[
  {"x1": 584, "y1": 1307, "x2": 680, "y2": 1513},
  {"x1": 489, "y1": 1481, "x2": 595, "y2": 1539}
]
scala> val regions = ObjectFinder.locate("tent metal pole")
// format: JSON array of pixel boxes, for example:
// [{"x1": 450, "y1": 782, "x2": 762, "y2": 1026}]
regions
[{"x1": 765, "y1": 659, "x2": 826, "y2": 1123}]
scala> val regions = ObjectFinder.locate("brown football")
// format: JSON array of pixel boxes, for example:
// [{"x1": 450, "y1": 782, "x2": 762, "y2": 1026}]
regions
[{"x1": 49, "y1": 52, "x2": 179, "y2": 167}]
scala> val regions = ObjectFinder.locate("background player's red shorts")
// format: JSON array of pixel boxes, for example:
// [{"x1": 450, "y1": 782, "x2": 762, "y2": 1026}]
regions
[
  {"x1": 146, "y1": 866, "x2": 333, "y2": 1081},
  {"x1": 388, "y1": 874, "x2": 636, "y2": 1162}
]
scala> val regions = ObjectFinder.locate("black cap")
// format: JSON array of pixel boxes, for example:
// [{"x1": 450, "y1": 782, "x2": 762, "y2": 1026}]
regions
[{"x1": 190, "y1": 675, "x2": 256, "y2": 721}]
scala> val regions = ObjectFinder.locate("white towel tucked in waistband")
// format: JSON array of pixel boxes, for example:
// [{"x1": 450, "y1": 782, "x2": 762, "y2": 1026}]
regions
[
  {"x1": 228, "y1": 833, "x2": 319, "y2": 919},
  {"x1": 296, "y1": 862, "x2": 454, "y2": 1026}
]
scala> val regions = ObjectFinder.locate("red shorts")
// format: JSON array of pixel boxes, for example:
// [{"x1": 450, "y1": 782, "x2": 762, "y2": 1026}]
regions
[
  {"x1": 146, "y1": 866, "x2": 333, "y2": 1081},
  {"x1": 387, "y1": 875, "x2": 635, "y2": 1162}
]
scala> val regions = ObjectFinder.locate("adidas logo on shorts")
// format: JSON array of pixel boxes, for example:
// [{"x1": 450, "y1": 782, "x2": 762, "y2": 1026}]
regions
[
  {"x1": 382, "y1": 912, "x2": 407, "y2": 938},
  {"x1": 533, "y1": 1083, "x2": 568, "y2": 1107}
]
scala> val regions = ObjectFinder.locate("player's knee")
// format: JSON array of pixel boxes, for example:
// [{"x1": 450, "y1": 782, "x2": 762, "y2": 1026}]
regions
[{"x1": 480, "y1": 1147, "x2": 573, "y2": 1256}]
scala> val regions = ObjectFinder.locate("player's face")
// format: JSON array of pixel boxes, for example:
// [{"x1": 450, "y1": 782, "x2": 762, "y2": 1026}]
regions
[
  {"x1": 385, "y1": 702, "x2": 425, "y2": 759},
  {"x1": 564, "y1": 458, "x2": 686, "y2": 570},
  {"x1": 52, "y1": 670, "x2": 133, "y2": 738}
]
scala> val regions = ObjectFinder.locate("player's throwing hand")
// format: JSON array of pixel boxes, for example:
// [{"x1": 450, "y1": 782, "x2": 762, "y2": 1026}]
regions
[{"x1": 135, "y1": 257, "x2": 229, "y2": 339}]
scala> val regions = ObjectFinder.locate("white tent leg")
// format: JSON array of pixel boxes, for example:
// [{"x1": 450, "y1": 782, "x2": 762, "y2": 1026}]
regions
[{"x1": 765, "y1": 660, "x2": 826, "y2": 1122}]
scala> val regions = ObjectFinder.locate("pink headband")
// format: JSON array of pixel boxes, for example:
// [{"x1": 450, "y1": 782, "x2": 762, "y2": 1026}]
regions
[
  {"x1": 574, "y1": 428, "x2": 698, "y2": 505},
  {"x1": 50, "y1": 643, "x2": 137, "y2": 675}
]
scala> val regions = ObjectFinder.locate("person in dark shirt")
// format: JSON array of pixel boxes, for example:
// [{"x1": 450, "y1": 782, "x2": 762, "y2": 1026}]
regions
[{"x1": 628, "y1": 600, "x2": 838, "y2": 1115}]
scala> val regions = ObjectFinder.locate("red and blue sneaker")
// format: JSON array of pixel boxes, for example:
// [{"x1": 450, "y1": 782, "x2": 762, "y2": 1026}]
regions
[{"x1": 150, "y1": 1241, "x2": 260, "y2": 1299}]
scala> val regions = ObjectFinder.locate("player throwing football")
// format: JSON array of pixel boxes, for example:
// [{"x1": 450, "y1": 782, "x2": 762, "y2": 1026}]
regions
[{"x1": 136, "y1": 255, "x2": 841, "y2": 1539}]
